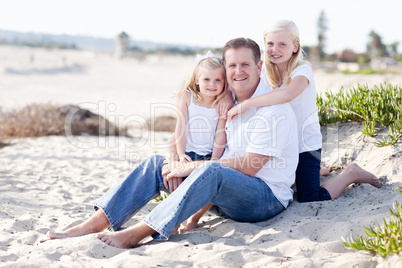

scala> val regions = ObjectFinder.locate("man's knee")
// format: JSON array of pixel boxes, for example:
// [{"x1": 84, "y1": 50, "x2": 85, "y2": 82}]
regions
[
  {"x1": 198, "y1": 161, "x2": 223, "y2": 173},
  {"x1": 147, "y1": 154, "x2": 165, "y2": 167}
]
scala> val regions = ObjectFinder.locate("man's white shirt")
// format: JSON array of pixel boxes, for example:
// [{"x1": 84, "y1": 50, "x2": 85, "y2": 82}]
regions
[{"x1": 221, "y1": 80, "x2": 299, "y2": 207}]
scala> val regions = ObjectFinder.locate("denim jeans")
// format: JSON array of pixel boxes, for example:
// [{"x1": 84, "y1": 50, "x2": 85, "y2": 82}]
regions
[
  {"x1": 94, "y1": 154, "x2": 284, "y2": 240},
  {"x1": 295, "y1": 149, "x2": 331, "y2": 202},
  {"x1": 185, "y1": 151, "x2": 211, "y2": 161}
]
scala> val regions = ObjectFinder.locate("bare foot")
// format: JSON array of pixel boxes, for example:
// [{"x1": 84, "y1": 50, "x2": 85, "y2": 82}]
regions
[
  {"x1": 97, "y1": 222, "x2": 155, "y2": 249},
  {"x1": 97, "y1": 231, "x2": 139, "y2": 249},
  {"x1": 182, "y1": 220, "x2": 198, "y2": 232},
  {"x1": 46, "y1": 224, "x2": 102, "y2": 240},
  {"x1": 46, "y1": 210, "x2": 110, "y2": 240},
  {"x1": 320, "y1": 167, "x2": 330, "y2": 176},
  {"x1": 46, "y1": 231, "x2": 70, "y2": 239},
  {"x1": 345, "y1": 163, "x2": 381, "y2": 188},
  {"x1": 173, "y1": 224, "x2": 181, "y2": 234}
]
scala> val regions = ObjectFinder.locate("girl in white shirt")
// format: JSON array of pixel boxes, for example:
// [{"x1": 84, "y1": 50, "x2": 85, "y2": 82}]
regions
[
  {"x1": 174, "y1": 51, "x2": 227, "y2": 163},
  {"x1": 226, "y1": 20, "x2": 380, "y2": 202},
  {"x1": 172, "y1": 52, "x2": 229, "y2": 232}
]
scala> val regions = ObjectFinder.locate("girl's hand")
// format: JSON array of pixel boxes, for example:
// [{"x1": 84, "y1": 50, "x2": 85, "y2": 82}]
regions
[
  {"x1": 217, "y1": 91, "x2": 234, "y2": 118},
  {"x1": 227, "y1": 102, "x2": 248, "y2": 122},
  {"x1": 217, "y1": 102, "x2": 230, "y2": 118},
  {"x1": 179, "y1": 154, "x2": 192, "y2": 163}
]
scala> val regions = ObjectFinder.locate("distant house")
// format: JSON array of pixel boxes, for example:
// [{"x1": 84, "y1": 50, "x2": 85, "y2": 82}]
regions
[
  {"x1": 115, "y1": 32, "x2": 129, "y2": 58},
  {"x1": 336, "y1": 50, "x2": 357, "y2": 62}
]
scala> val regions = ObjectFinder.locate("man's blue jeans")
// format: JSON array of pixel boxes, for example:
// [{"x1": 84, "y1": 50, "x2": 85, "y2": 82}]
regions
[{"x1": 94, "y1": 155, "x2": 284, "y2": 240}]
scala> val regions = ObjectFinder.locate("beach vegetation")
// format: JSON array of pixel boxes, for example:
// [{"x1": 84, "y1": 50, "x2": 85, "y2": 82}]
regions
[
  {"x1": 317, "y1": 83, "x2": 402, "y2": 147},
  {"x1": 340, "y1": 68, "x2": 386, "y2": 75},
  {"x1": 155, "y1": 192, "x2": 169, "y2": 202},
  {"x1": 343, "y1": 186, "x2": 402, "y2": 258}
]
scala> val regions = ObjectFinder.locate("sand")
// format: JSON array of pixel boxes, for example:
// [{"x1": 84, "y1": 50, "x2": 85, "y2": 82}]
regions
[{"x1": 1, "y1": 46, "x2": 402, "y2": 267}]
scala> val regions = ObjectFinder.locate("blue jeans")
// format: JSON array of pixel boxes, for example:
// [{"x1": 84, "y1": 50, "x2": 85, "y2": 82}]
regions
[
  {"x1": 94, "y1": 155, "x2": 284, "y2": 240},
  {"x1": 295, "y1": 149, "x2": 331, "y2": 202},
  {"x1": 185, "y1": 151, "x2": 211, "y2": 161}
]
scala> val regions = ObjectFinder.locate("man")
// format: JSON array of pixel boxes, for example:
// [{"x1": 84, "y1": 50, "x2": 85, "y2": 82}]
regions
[{"x1": 47, "y1": 38, "x2": 299, "y2": 248}]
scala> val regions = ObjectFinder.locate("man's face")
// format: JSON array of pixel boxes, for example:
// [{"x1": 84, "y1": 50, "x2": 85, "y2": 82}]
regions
[{"x1": 224, "y1": 47, "x2": 262, "y2": 100}]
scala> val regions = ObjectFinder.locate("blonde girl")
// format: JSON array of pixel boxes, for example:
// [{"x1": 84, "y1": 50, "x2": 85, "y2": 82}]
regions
[
  {"x1": 170, "y1": 51, "x2": 229, "y2": 232},
  {"x1": 226, "y1": 20, "x2": 380, "y2": 202},
  {"x1": 174, "y1": 51, "x2": 228, "y2": 164}
]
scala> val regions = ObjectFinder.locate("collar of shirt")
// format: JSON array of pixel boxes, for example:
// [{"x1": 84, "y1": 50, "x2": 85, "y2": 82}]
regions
[{"x1": 233, "y1": 79, "x2": 272, "y2": 112}]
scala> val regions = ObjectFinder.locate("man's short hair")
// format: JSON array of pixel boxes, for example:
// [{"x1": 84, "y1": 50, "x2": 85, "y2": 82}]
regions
[{"x1": 223, "y1": 38, "x2": 261, "y2": 65}]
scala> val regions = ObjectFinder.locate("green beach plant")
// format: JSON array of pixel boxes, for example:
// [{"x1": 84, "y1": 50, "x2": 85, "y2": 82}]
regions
[
  {"x1": 343, "y1": 186, "x2": 402, "y2": 258},
  {"x1": 317, "y1": 83, "x2": 402, "y2": 147}
]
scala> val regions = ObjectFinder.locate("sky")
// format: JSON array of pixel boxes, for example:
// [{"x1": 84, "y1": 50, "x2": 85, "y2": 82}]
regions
[{"x1": 1, "y1": 0, "x2": 401, "y2": 53}]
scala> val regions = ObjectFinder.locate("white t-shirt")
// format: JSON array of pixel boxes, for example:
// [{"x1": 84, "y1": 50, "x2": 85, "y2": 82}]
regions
[
  {"x1": 185, "y1": 91, "x2": 219, "y2": 156},
  {"x1": 221, "y1": 81, "x2": 299, "y2": 208},
  {"x1": 262, "y1": 64, "x2": 322, "y2": 153}
]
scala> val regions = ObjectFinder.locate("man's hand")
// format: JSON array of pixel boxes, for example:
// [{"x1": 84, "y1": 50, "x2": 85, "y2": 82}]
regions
[
  {"x1": 163, "y1": 160, "x2": 195, "y2": 179},
  {"x1": 162, "y1": 160, "x2": 197, "y2": 193}
]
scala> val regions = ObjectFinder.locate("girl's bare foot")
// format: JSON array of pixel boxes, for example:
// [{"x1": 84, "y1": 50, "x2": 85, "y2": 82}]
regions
[
  {"x1": 320, "y1": 167, "x2": 330, "y2": 176},
  {"x1": 173, "y1": 224, "x2": 181, "y2": 234},
  {"x1": 182, "y1": 220, "x2": 198, "y2": 232},
  {"x1": 345, "y1": 163, "x2": 381, "y2": 188}
]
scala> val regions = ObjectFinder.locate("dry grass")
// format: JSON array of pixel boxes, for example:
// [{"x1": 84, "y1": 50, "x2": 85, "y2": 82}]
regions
[{"x1": 0, "y1": 103, "x2": 127, "y2": 142}]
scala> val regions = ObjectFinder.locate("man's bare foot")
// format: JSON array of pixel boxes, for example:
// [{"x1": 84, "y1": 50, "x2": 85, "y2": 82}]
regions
[
  {"x1": 97, "y1": 222, "x2": 156, "y2": 249},
  {"x1": 97, "y1": 231, "x2": 140, "y2": 249},
  {"x1": 46, "y1": 210, "x2": 111, "y2": 240},
  {"x1": 46, "y1": 231, "x2": 70, "y2": 239},
  {"x1": 320, "y1": 167, "x2": 330, "y2": 176},
  {"x1": 46, "y1": 224, "x2": 98, "y2": 239},
  {"x1": 345, "y1": 163, "x2": 381, "y2": 188}
]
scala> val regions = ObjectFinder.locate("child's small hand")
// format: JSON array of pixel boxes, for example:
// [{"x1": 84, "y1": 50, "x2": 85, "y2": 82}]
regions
[
  {"x1": 217, "y1": 90, "x2": 234, "y2": 118},
  {"x1": 227, "y1": 102, "x2": 247, "y2": 122},
  {"x1": 217, "y1": 102, "x2": 230, "y2": 118},
  {"x1": 179, "y1": 154, "x2": 192, "y2": 162}
]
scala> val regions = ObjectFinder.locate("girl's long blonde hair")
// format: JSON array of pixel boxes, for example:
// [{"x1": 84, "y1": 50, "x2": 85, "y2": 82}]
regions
[
  {"x1": 263, "y1": 19, "x2": 307, "y2": 89},
  {"x1": 179, "y1": 56, "x2": 227, "y2": 105}
]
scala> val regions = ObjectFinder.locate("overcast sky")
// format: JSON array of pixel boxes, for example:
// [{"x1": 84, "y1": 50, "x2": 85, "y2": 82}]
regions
[{"x1": 1, "y1": 0, "x2": 401, "y2": 53}]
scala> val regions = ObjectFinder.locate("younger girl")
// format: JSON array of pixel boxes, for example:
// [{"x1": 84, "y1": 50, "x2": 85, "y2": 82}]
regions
[
  {"x1": 172, "y1": 51, "x2": 229, "y2": 232},
  {"x1": 227, "y1": 20, "x2": 380, "y2": 202},
  {"x1": 174, "y1": 51, "x2": 227, "y2": 163}
]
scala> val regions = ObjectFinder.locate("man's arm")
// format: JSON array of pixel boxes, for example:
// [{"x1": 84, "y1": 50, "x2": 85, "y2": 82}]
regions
[
  {"x1": 218, "y1": 152, "x2": 271, "y2": 177},
  {"x1": 164, "y1": 152, "x2": 271, "y2": 180}
]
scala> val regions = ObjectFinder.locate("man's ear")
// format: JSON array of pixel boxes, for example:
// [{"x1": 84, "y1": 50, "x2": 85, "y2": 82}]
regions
[{"x1": 257, "y1": 60, "x2": 263, "y2": 74}]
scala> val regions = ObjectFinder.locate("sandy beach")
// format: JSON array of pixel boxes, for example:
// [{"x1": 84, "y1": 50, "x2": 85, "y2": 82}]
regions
[{"x1": 1, "y1": 46, "x2": 401, "y2": 267}]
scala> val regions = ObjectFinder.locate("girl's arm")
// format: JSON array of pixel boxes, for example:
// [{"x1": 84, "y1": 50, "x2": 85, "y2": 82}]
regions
[
  {"x1": 217, "y1": 89, "x2": 234, "y2": 117},
  {"x1": 174, "y1": 91, "x2": 192, "y2": 162},
  {"x1": 227, "y1": 76, "x2": 309, "y2": 121},
  {"x1": 210, "y1": 116, "x2": 227, "y2": 160}
]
